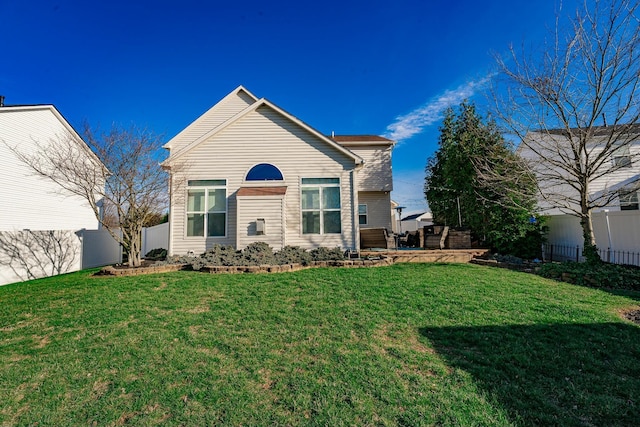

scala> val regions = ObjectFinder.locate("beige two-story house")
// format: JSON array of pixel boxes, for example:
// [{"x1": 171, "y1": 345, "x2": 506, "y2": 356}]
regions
[{"x1": 161, "y1": 86, "x2": 394, "y2": 255}]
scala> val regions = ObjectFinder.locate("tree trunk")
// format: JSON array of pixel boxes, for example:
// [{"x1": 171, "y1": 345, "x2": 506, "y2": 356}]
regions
[
  {"x1": 580, "y1": 208, "x2": 601, "y2": 264},
  {"x1": 126, "y1": 226, "x2": 143, "y2": 267}
]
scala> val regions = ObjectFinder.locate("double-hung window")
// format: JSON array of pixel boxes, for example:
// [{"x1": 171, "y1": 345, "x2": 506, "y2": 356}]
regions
[
  {"x1": 358, "y1": 204, "x2": 368, "y2": 225},
  {"x1": 301, "y1": 178, "x2": 341, "y2": 234},
  {"x1": 186, "y1": 180, "x2": 227, "y2": 237},
  {"x1": 612, "y1": 142, "x2": 632, "y2": 168},
  {"x1": 619, "y1": 189, "x2": 639, "y2": 211}
]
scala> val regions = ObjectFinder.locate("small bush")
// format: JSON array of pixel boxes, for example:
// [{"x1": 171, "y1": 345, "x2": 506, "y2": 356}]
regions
[
  {"x1": 310, "y1": 247, "x2": 346, "y2": 262},
  {"x1": 144, "y1": 248, "x2": 167, "y2": 261},
  {"x1": 201, "y1": 244, "x2": 243, "y2": 266},
  {"x1": 241, "y1": 242, "x2": 276, "y2": 266},
  {"x1": 275, "y1": 246, "x2": 312, "y2": 266},
  {"x1": 492, "y1": 253, "x2": 524, "y2": 265},
  {"x1": 537, "y1": 261, "x2": 640, "y2": 291}
]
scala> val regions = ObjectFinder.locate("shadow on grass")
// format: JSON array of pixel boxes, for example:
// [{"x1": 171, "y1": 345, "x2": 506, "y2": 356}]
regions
[{"x1": 421, "y1": 323, "x2": 640, "y2": 426}]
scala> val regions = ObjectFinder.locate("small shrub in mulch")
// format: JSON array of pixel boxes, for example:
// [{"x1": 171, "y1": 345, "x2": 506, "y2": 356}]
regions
[
  {"x1": 492, "y1": 253, "x2": 526, "y2": 265},
  {"x1": 241, "y1": 242, "x2": 277, "y2": 266},
  {"x1": 144, "y1": 248, "x2": 167, "y2": 261},
  {"x1": 310, "y1": 247, "x2": 345, "y2": 262},
  {"x1": 536, "y1": 261, "x2": 640, "y2": 291},
  {"x1": 275, "y1": 246, "x2": 313, "y2": 266}
]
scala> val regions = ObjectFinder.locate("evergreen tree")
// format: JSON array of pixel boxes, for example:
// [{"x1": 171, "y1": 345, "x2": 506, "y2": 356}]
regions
[{"x1": 425, "y1": 102, "x2": 540, "y2": 257}]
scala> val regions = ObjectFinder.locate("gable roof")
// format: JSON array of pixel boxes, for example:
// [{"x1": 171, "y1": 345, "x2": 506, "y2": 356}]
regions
[
  {"x1": 401, "y1": 212, "x2": 432, "y2": 221},
  {"x1": 162, "y1": 87, "x2": 363, "y2": 166},
  {"x1": 1, "y1": 104, "x2": 80, "y2": 137},
  {"x1": 542, "y1": 123, "x2": 640, "y2": 138},
  {"x1": 331, "y1": 135, "x2": 395, "y2": 147},
  {"x1": 0, "y1": 104, "x2": 106, "y2": 170},
  {"x1": 163, "y1": 85, "x2": 259, "y2": 150}
]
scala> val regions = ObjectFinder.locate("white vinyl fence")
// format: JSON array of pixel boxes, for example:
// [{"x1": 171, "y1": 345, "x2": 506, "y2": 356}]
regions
[
  {"x1": 545, "y1": 210, "x2": 640, "y2": 265},
  {"x1": 0, "y1": 228, "x2": 121, "y2": 286},
  {"x1": 0, "y1": 223, "x2": 171, "y2": 286},
  {"x1": 141, "y1": 222, "x2": 169, "y2": 257},
  {"x1": 78, "y1": 229, "x2": 122, "y2": 269}
]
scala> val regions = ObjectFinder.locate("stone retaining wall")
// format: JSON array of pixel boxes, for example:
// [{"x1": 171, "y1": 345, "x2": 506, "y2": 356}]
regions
[
  {"x1": 97, "y1": 258, "x2": 394, "y2": 277},
  {"x1": 97, "y1": 250, "x2": 485, "y2": 278},
  {"x1": 363, "y1": 249, "x2": 490, "y2": 264},
  {"x1": 98, "y1": 263, "x2": 188, "y2": 277}
]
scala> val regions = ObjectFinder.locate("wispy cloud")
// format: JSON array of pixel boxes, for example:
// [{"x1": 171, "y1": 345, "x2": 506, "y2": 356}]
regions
[{"x1": 384, "y1": 76, "x2": 492, "y2": 143}]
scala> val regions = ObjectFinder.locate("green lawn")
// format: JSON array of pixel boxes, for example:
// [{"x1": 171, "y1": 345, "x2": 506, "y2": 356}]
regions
[{"x1": 1, "y1": 263, "x2": 639, "y2": 426}]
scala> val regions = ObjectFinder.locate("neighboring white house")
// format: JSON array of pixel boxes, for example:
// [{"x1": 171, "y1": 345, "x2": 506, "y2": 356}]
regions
[
  {"x1": 161, "y1": 86, "x2": 395, "y2": 254},
  {"x1": 400, "y1": 212, "x2": 433, "y2": 233},
  {"x1": 520, "y1": 127, "x2": 640, "y2": 258},
  {"x1": 0, "y1": 102, "x2": 114, "y2": 285}
]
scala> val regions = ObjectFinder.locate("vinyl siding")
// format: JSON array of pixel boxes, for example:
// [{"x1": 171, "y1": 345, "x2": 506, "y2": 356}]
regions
[
  {"x1": 0, "y1": 108, "x2": 98, "y2": 231},
  {"x1": 165, "y1": 90, "x2": 256, "y2": 152},
  {"x1": 168, "y1": 105, "x2": 357, "y2": 254},
  {"x1": 237, "y1": 196, "x2": 284, "y2": 249},
  {"x1": 520, "y1": 132, "x2": 640, "y2": 213},
  {"x1": 358, "y1": 191, "x2": 392, "y2": 230},
  {"x1": 347, "y1": 145, "x2": 393, "y2": 192}
]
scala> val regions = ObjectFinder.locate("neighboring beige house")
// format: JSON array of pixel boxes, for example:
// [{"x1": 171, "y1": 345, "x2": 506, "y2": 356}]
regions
[
  {"x1": 0, "y1": 102, "x2": 113, "y2": 285},
  {"x1": 161, "y1": 86, "x2": 395, "y2": 254}
]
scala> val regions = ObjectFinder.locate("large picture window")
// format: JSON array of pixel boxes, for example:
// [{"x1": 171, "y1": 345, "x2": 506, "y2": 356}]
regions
[
  {"x1": 301, "y1": 178, "x2": 341, "y2": 234},
  {"x1": 186, "y1": 180, "x2": 227, "y2": 237}
]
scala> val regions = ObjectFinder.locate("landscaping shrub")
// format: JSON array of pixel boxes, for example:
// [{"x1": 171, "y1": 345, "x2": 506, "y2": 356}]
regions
[
  {"x1": 161, "y1": 244, "x2": 345, "y2": 270},
  {"x1": 240, "y1": 242, "x2": 276, "y2": 266},
  {"x1": 492, "y1": 253, "x2": 525, "y2": 265},
  {"x1": 200, "y1": 244, "x2": 243, "y2": 266},
  {"x1": 537, "y1": 261, "x2": 640, "y2": 291},
  {"x1": 274, "y1": 246, "x2": 312, "y2": 266},
  {"x1": 310, "y1": 247, "x2": 346, "y2": 261},
  {"x1": 144, "y1": 248, "x2": 167, "y2": 261}
]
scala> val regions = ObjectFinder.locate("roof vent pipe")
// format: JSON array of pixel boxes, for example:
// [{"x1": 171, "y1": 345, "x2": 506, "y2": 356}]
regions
[{"x1": 0, "y1": 96, "x2": 4, "y2": 107}]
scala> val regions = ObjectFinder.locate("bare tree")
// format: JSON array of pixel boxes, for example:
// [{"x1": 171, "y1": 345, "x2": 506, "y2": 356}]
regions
[
  {"x1": 492, "y1": 0, "x2": 640, "y2": 262},
  {"x1": 7, "y1": 124, "x2": 168, "y2": 267}
]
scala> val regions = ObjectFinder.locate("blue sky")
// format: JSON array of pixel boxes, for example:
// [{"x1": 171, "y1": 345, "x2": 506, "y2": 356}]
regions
[{"x1": 1, "y1": 0, "x2": 581, "y2": 214}]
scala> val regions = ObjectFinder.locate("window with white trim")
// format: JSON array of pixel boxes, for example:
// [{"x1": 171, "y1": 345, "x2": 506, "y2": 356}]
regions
[
  {"x1": 186, "y1": 180, "x2": 227, "y2": 237},
  {"x1": 301, "y1": 178, "x2": 341, "y2": 234},
  {"x1": 358, "y1": 204, "x2": 368, "y2": 225},
  {"x1": 612, "y1": 143, "x2": 632, "y2": 168},
  {"x1": 619, "y1": 189, "x2": 639, "y2": 211}
]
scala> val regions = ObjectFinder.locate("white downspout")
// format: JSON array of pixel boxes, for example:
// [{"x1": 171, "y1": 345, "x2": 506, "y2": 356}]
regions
[{"x1": 351, "y1": 169, "x2": 359, "y2": 252}]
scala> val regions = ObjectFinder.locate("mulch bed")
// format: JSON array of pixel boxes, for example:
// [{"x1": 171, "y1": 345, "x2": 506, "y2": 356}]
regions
[{"x1": 623, "y1": 309, "x2": 640, "y2": 325}]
